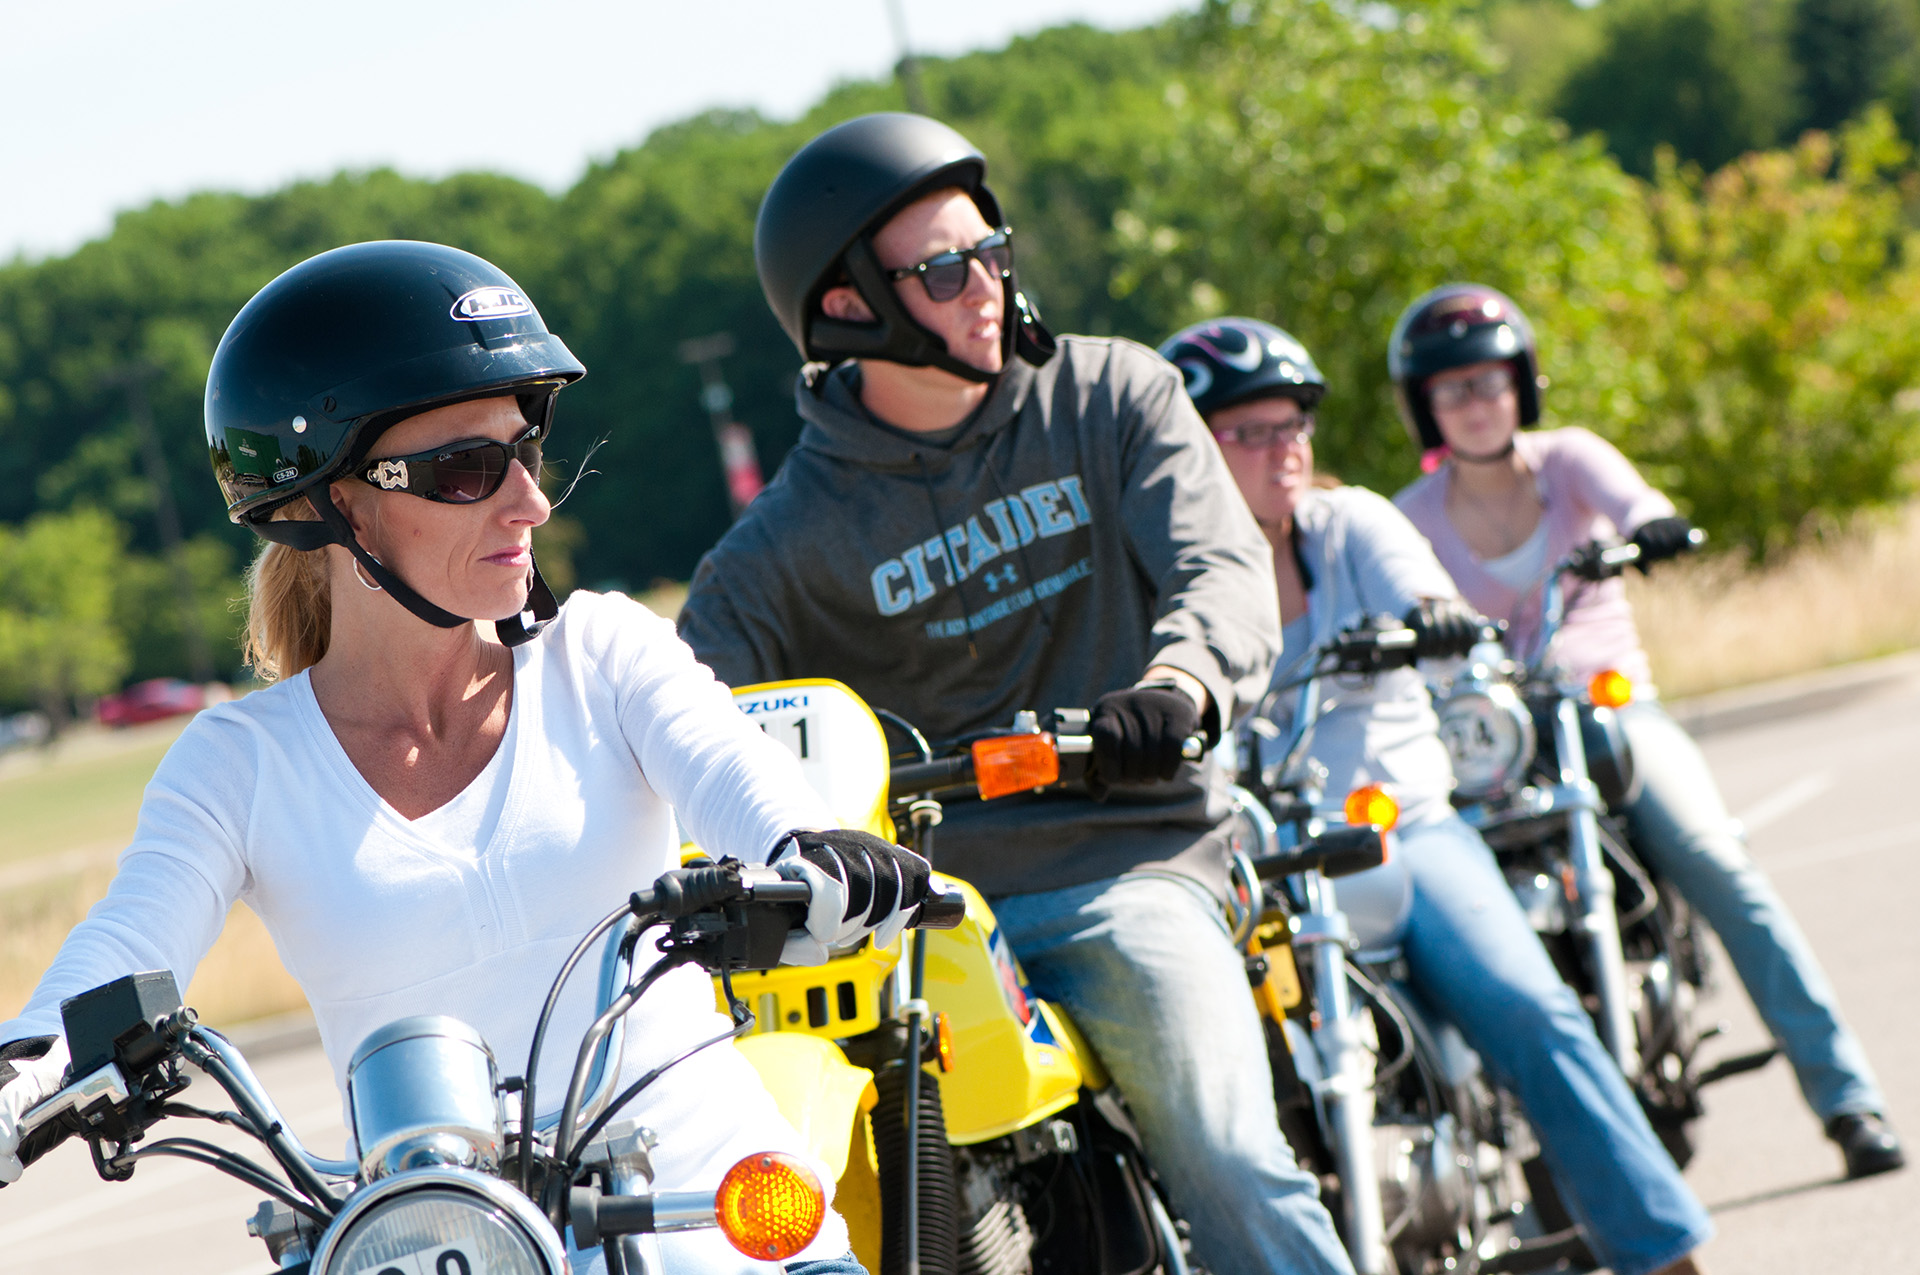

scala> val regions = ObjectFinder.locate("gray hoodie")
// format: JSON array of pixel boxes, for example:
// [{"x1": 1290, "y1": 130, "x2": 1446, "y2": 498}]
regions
[{"x1": 677, "y1": 336, "x2": 1280, "y2": 898}]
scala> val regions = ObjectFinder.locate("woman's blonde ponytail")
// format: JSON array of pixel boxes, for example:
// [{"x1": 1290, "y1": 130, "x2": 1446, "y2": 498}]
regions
[{"x1": 241, "y1": 507, "x2": 332, "y2": 682}]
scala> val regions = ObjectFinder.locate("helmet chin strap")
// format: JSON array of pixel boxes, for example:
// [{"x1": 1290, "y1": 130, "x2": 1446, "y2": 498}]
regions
[
  {"x1": 305, "y1": 485, "x2": 557, "y2": 645},
  {"x1": 809, "y1": 238, "x2": 1056, "y2": 386}
]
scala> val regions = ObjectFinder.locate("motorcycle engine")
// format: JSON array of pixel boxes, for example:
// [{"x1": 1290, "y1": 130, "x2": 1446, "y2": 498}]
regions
[
  {"x1": 1373, "y1": 1113, "x2": 1477, "y2": 1251},
  {"x1": 954, "y1": 1142, "x2": 1038, "y2": 1275}
]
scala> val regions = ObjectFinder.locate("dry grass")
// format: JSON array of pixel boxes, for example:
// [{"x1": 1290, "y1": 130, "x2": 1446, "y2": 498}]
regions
[
  {"x1": 1631, "y1": 504, "x2": 1920, "y2": 698},
  {"x1": 0, "y1": 863, "x2": 306, "y2": 1028},
  {"x1": 0, "y1": 715, "x2": 306, "y2": 1029}
]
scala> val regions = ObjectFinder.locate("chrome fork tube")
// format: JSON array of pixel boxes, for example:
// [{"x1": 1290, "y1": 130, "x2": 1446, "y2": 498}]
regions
[
  {"x1": 1299, "y1": 871, "x2": 1386, "y2": 1275},
  {"x1": 1553, "y1": 698, "x2": 1641, "y2": 1077}
]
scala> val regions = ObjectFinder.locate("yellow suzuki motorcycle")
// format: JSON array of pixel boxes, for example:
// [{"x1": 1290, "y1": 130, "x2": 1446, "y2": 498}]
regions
[{"x1": 691, "y1": 680, "x2": 1194, "y2": 1275}]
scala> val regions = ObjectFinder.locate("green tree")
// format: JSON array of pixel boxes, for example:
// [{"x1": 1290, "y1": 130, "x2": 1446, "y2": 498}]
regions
[
  {"x1": 110, "y1": 535, "x2": 246, "y2": 683},
  {"x1": 1788, "y1": 0, "x2": 1913, "y2": 133},
  {"x1": 1641, "y1": 108, "x2": 1920, "y2": 552},
  {"x1": 1111, "y1": 0, "x2": 1667, "y2": 495},
  {"x1": 1556, "y1": 0, "x2": 1796, "y2": 177},
  {"x1": 0, "y1": 508, "x2": 132, "y2": 724},
  {"x1": 0, "y1": 170, "x2": 557, "y2": 557}
]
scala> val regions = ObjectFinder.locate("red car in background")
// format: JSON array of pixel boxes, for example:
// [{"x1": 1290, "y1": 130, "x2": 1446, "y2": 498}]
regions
[{"x1": 96, "y1": 678, "x2": 207, "y2": 728}]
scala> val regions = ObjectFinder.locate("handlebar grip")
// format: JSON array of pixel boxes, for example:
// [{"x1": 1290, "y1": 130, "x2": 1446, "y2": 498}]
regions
[
  {"x1": 1250, "y1": 824, "x2": 1388, "y2": 881},
  {"x1": 889, "y1": 756, "x2": 973, "y2": 794},
  {"x1": 12, "y1": 1111, "x2": 75, "y2": 1175},
  {"x1": 911, "y1": 886, "x2": 968, "y2": 930},
  {"x1": 747, "y1": 880, "x2": 811, "y2": 906}
]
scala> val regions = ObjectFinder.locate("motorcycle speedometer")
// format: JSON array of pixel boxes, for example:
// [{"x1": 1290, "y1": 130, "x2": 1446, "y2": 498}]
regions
[
  {"x1": 1437, "y1": 681, "x2": 1535, "y2": 800},
  {"x1": 311, "y1": 1170, "x2": 566, "y2": 1275}
]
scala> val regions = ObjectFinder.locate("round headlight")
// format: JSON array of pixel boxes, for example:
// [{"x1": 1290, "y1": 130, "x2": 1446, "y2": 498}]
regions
[
  {"x1": 1437, "y1": 682, "x2": 1535, "y2": 800},
  {"x1": 321, "y1": 1182, "x2": 556, "y2": 1275}
]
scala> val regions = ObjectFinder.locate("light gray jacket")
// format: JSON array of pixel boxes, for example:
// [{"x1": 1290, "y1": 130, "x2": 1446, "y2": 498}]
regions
[
  {"x1": 678, "y1": 336, "x2": 1280, "y2": 897},
  {"x1": 1251, "y1": 486, "x2": 1460, "y2": 828}
]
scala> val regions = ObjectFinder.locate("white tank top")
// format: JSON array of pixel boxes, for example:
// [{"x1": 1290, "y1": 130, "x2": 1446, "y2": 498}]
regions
[{"x1": 1479, "y1": 516, "x2": 1549, "y2": 591}]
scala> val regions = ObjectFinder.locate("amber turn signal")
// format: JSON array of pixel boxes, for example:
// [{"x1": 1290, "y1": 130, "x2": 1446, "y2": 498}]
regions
[
  {"x1": 934, "y1": 1010, "x2": 955, "y2": 1073},
  {"x1": 1345, "y1": 783, "x2": 1400, "y2": 832},
  {"x1": 1588, "y1": 669, "x2": 1634, "y2": 710},
  {"x1": 715, "y1": 1151, "x2": 827, "y2": 1261},
  {"x1": 972, "y1": 733, "x2": 1061, "y2": 800}
]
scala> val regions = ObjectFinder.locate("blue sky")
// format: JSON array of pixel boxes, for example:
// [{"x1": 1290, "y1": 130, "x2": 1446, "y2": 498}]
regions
[{"x1": 3, "y1": 0, "x2": 1192, "y2": 263}]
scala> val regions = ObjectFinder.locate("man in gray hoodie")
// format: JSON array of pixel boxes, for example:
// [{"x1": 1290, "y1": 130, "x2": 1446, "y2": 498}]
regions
[{"x1": 678, "y1": 113, "x2": 1351, "y2": 1275}]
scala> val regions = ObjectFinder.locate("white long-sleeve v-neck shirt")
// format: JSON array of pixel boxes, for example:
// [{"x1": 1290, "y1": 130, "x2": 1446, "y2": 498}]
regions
[{"x1": 1, "y1": 590, "x2": 848, "y2": 1267}]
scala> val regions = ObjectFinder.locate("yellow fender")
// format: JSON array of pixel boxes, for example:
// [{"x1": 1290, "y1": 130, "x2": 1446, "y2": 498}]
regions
[
  {"x1": 737, "y1": 1032, "x2": 877, "y2": 1179},
  {"x1": 737, "y1": 1032, "x2": 883, "y2": 1272}
]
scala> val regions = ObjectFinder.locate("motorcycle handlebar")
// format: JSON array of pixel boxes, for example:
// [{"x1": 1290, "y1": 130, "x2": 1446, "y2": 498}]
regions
[
  {"x1": 886, "y1": 721, "x2": 1205, "y2": 799},
  {"x1": 1564, "y1": 527, "x2": 1707, "y2": 582}
]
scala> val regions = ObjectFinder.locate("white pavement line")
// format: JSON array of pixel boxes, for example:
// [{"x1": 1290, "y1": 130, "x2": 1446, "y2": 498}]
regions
[
  {"x1": 1767, "y1": 820, "x2": 1920, "y2": 873},
  {"x1": 0, "y1": 842, "x2": 119, "y2": 891},
  {"x1": 1737, "y1": 772, "x2": 1834, "y2": 835}
]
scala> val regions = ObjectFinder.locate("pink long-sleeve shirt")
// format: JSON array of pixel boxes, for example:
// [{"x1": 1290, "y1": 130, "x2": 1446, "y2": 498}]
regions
[{"x1": 1393, "y1": 427, "x2": 1675, "y2": 688}]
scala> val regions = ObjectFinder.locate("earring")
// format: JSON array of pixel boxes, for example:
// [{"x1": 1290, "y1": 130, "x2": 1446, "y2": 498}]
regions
[{"x1": 353, "y1": 559, "x2": 384, "y2": 593}]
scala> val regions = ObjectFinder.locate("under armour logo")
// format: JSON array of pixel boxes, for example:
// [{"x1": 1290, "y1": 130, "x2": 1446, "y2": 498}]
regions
[
  {"x1": 982, "y1": 565, "x2": 1019, "y2": 593},
  {"x1": 369, "y1": 460, "x2": 409, "y2": 490}
]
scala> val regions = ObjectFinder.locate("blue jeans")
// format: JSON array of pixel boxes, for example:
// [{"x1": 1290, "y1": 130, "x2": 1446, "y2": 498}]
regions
[
  {"x1": 1619, "y1": 700, "x2": 1884, "y2": 1120},
  {"x1": 1389, "y1": 814, "x2": 1712, "y2": 1275},
  {"x1": 992, "y1": 872, "x2": 1356, "y2": 1275}
]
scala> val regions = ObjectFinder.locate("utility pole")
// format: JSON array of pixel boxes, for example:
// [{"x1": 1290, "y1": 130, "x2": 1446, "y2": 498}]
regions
[
  {"x1": 884, "y1": 0, "x2": 930, "y2": 116},
  {"x1": 675, "y1": 333, "x2": 764, "y2": 517},
  {"x1": 106, "y1": 362, "x2": 215, "y2": 682}
]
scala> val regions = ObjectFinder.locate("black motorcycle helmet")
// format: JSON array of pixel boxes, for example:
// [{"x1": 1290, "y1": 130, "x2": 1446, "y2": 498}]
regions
[
  {"x1": 754, "y1": 111, "x2": 1055, "y2": 384},
  {"x1": 1387, "y1": 283, "x2": 1542, "y2": 451},
  {"x1": 1157, "y1": 318, "x2": 1326, "y2": 420},
  {"x1": 206, "y1": 240, "x2": 586, "y2": 643}
]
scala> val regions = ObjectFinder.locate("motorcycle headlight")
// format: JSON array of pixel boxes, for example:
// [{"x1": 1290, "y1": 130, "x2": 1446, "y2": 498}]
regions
[
  {"x1": 314, "y1": 1171, "x2": 566, "y2": 1275},
  {"x1": 1437, "y1": 682, "x2": 1535, "y2": 801}
]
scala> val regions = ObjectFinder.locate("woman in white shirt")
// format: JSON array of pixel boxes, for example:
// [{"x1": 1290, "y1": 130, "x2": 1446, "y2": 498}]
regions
[{"x1": 0, "y1": 241, "x2": 927, "y2": 1274}]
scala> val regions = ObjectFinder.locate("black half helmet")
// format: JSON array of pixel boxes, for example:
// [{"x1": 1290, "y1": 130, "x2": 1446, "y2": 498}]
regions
[
  {"x1": 1388, "y1": 283, "x2": 1542, "y2": 451},
  {"x1": 1157, "y1": 318, "x2": 1326, "y2": 419},
  {"x1": 206, "y1": 240, "x2": 586, "y2": 642},
  {"x1": 753, "y1": 112, "x2": 1054, "y2": 383}
]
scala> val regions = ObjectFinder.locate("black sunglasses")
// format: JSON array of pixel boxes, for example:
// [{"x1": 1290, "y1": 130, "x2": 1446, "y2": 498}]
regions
[
  {"x1": 886, "y1": 228, "x2": 1014, "y2": 302},
  {"x1": 359, "y1": 420, "x2": 546, "y2": 504}
]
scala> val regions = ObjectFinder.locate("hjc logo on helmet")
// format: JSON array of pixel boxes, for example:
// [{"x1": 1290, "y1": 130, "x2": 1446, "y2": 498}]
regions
[{"x1": 449, "y1": 286, "x2": 533, "y2": 322}]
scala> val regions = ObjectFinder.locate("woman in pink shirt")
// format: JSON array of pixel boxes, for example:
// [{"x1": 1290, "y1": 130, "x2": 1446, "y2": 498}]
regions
[{"x1": 1390, "y1": 284, "x2": 1900, "y2": 1181}]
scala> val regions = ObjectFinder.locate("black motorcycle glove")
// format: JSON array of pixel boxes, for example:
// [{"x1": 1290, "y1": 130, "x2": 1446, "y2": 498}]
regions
[
  {"x1": 771, "y1": 829, "x2": 932, "y2": 964},
  {"x1": 1089, "y1": 686, "x2": 1201, "y2": 787},
  {"x1": 1404, "y1": 597, "x2": 1484, "y2": 660},
  {"x1": 1629, "y1": 516, "x2": 1696, "y2": 571}
]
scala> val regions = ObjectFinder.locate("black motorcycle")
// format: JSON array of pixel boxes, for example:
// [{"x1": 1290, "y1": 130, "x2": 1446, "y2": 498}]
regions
[{"x1": 1428, "y1": 531, "x2": 1777, "y2": 1170}]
